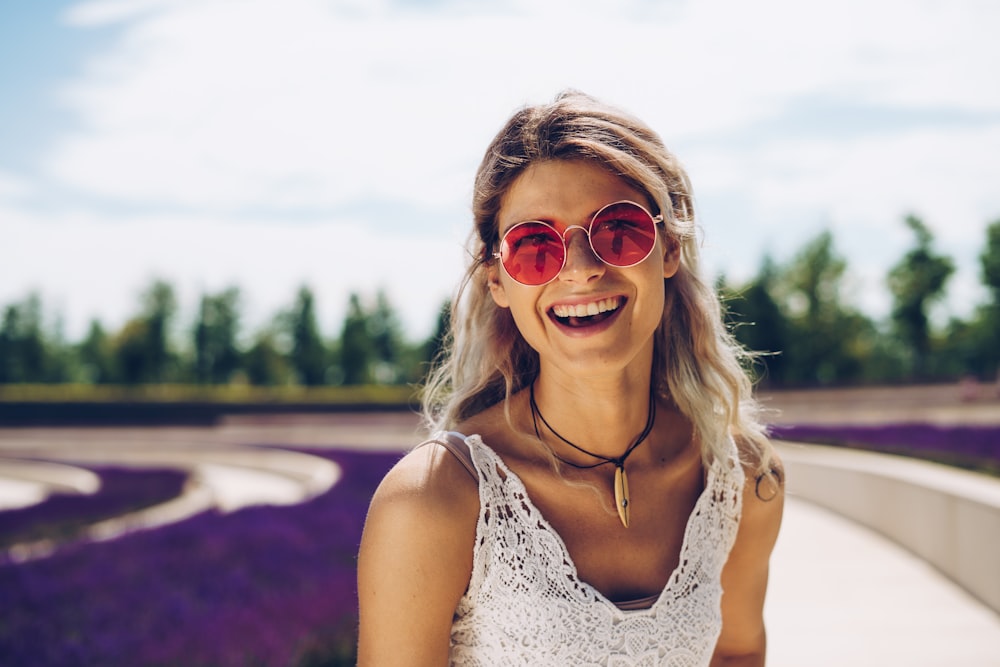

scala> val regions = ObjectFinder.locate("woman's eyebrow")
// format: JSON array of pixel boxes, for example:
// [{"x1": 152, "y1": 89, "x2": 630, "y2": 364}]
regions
[{"x1": 502, "y1": 203, "x2": 612, "y2": 232}]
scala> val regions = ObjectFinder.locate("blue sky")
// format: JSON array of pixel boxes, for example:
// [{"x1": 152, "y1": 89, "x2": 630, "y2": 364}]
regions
[{"x1": 2, "y1": 0, "x2": 999, "y2": 343}]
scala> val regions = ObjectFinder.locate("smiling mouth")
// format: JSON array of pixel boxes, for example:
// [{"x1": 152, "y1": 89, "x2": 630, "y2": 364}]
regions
[{"x1": 550, "y1": 296, "x2": 623, "y2": 328}]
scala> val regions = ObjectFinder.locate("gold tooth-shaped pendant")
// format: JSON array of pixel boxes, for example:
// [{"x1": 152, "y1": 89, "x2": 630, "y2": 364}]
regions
[{"x1": 614, "y1": 465, "x2": 630, "y2": 528}]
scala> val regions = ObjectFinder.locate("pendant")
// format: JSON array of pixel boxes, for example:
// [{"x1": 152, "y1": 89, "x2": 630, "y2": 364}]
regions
[{"x1": 614, "y1": 464, "x2": 630, "y2": 528}]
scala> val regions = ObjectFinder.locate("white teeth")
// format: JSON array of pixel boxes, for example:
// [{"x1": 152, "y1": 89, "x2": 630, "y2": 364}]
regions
[{"x1": 552, "y1": 297, "x2": 621, "y2": 319}]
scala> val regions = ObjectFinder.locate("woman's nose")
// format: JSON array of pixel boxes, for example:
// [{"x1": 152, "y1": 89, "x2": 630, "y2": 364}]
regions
[{"x1": 559, "y1": 227, "x2": 605, "y2": 283}]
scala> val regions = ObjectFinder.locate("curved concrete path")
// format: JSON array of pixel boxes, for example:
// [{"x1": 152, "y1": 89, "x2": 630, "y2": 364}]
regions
[
  {"x1": 0, "y1": 426, "x2": 342, "y2": 562},
  {"x1": 0, "y1": 459, "x2": 100, "y2": 510},
  {"x1": 767, "y1": 497, "x2": 1000, "y2": 667}
]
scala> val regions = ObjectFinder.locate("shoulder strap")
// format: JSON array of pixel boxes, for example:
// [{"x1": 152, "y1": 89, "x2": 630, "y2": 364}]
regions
[{"x1": 416, "y1": 431, "x2": 478, "y2": 482}]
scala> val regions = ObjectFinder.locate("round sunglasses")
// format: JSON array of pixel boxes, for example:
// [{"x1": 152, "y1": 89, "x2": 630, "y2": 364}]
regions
[{"x1": 493, "y1": 200, "x2": 664, "y2": 286}]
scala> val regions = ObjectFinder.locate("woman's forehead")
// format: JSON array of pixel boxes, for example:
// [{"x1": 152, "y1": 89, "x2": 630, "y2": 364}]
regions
[{"x1": 498, "y1": 160, "x2": 648, "y2": 228}]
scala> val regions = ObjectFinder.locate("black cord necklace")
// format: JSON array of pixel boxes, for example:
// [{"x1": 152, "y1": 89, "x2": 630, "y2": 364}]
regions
[{"x1": 529, "y1": 383, "x2": 656, "y2": 528}]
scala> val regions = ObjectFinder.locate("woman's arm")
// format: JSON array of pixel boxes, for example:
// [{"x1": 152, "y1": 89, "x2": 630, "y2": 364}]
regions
[
  {"x1": 711, "y1": 456, "x2": 785, "y2": 667},
  {"x1": 357, "y1": 444, "x2": 480, "y2": 667}
]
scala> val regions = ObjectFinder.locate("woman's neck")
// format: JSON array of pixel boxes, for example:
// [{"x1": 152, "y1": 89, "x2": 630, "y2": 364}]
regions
[{"x1": 530, "y1": 365, "x2": 656, "y2": 463}]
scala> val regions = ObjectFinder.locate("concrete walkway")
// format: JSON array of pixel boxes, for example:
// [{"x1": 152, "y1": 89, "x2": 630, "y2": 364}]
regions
[{"x1": 767, "y1": 496, "x2": 1000, "y2": 666}]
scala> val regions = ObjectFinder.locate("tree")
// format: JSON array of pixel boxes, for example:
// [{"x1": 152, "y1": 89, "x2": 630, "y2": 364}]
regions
[
  {"x1": 113, "y1": 319, "x2": 153, "y2": 384},
  {"x1": 367, "y1": 290, "x2": 405, "y2": 384},
  {"x1": 978, "y1": 220, "x2": 1000, "y2": 378},
  {"x1": 112, "y1": 279, "x2": 179, "y2": 384},
  {"x1": 981, "y1": 219, "x2": 1000, "y2": 307},
  {"x1": 719, "y1": 257, "x2": 788, "y2": 386},
  {"x1": 887, "y1": 215, "x2": 954, "y2": 379},
  {"x1": 77, "y1": 319, "x2": 115, "y2": 384},
  {"x1": 142, "y1": 280, "x2": 178, "y2": 382},
  {"x1": 941, "y1": 219, "x2": 1000, "y2": 380},
  {"x1": 0, "y1": 294, "x2": 48, "y2": 383},
  {"x1": 773, "y1": 230, "x2": 874, "y2": 386},
  {"x1": 288, "y1": 286, "x2": 327, "y2": 386},
  {"x1": 339, "y1": 293, "x2": 373, "y2": 385},
  {"x1": 243, "y1": 328, "x2": 293, "y2": 386},
  {"x1": 418, "y1": 299, "x2": 451, "y2": 381},
  {"x1": 193, "y1": 287, "x2": 242, "y2": 384}
]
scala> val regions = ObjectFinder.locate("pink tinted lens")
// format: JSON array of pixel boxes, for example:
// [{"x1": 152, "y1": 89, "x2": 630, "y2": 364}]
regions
[
  {"x1": 499, "y1": 222, "x2": 566, "y2": 285},
  {"x1": 589, "y1": 202, "x2": 657, "y2": 266}
]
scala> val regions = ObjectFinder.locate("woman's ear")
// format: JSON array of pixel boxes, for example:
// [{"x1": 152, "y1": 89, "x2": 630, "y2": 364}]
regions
[
  {"x1": 662, "y1": 238, "x2": 681, "y2": 280},
  {"x1": 487, "y1": 263, "x2": 510, "y2": 308}
]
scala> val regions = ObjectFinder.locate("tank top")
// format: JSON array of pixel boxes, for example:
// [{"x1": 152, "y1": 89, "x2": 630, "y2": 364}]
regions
[{"x1": 433, "y1": 432, "x2": 745, "y2": 667}]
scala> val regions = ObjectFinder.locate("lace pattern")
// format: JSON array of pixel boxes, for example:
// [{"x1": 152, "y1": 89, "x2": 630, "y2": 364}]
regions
[{"x1": 449, "y1": 435, "x2": 744, "y2": 667}]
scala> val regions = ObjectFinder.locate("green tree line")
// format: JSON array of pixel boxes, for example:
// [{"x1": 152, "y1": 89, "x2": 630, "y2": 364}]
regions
[
  {"x1": 1, "y1": 215, "x2": 998, "y2": 389},
  {"x1": 0, "y1": 284, "x2": 449, "y2": 389},
  {"x1": 721, "y1": 216, "x2": 1000, "y2": 387}
]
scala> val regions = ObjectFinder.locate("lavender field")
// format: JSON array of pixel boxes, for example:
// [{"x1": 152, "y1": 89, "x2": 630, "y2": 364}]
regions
[
  {"x1": 0, "y1": 448, "x2": 400, "y2": 666},
  {"x1": 770, "y1": 423, "x2": 1000, "y2": 475}
]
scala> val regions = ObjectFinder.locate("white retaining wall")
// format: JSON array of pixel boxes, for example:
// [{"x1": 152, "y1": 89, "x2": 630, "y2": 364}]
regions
[{"x1": 775, "y1": 442, "x2": 1000, "y2": 615}]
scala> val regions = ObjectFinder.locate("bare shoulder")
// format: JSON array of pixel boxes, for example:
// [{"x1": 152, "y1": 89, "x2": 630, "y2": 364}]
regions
[
  {"x1": 360, "y1": 440, "x2": 480, "y2": 587},
  {"x1": 732, "y1": 432, "x2": 784, "y2": 498},
  {"x1": 357, "y1": 440, "x2": 480, "y2": 665},
  {"x1": 365, "y1": 439, "x2": 480, "y2": 535},
  {"x1": 736, "y1": 438, "x2": 785, "y2": 561}
]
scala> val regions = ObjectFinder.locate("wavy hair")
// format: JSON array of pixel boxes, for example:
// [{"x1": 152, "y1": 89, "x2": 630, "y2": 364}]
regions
[{"x1": 422, "y1": 90, "x2": 775, "y2": 475}]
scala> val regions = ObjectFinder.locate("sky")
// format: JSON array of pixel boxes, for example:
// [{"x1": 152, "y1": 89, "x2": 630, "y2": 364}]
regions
[{"x1": 2, "y1": 0, "x2": 999, "y2": 345}]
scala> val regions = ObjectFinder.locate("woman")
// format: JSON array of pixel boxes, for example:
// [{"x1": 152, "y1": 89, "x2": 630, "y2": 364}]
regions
[{"x1": 357, "y1": 90, "x2": 784, "y2": 666}]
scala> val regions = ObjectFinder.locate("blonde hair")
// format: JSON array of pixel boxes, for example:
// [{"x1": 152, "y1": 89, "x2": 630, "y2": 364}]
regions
[{"x1": 422, "y1": 90, "x2": 775, "y2": 476}]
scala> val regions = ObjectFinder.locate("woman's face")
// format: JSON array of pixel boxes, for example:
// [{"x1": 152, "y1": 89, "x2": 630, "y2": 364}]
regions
[{"x1": 488, "y1": 159, "x2": 680, "y2": 382}]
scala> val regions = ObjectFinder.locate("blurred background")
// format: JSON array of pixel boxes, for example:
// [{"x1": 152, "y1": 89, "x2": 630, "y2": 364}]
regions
[{"x1": 1, "y1": 1, "x2": 999, "y2": 665}]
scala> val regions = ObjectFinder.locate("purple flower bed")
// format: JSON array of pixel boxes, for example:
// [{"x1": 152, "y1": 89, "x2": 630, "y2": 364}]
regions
[
  {"x1": 0, "y1": 467, "x2": 188, "y2": 550},
  {"x1": 0, "y1": 448, "x2": 401, "y2": 666},
  {"x1": 770, "y1": 423, "x2": 1000, "y2": 474}
]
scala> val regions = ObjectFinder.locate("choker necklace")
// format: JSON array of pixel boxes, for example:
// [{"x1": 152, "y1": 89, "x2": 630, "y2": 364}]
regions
[{"x1": 529, "y1": 383, "x2": 656, "y2": 528}]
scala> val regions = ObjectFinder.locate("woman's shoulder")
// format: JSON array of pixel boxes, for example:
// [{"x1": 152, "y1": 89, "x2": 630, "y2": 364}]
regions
[
  {"x1": 369, "y1": 437, "x2": 481, "y2": 523},
  {"x1": 357, "y1": 438, "x2": 482, "y2": 664},
  {"x1": 731, "y1": 431, "x2": 783, "y2": 481},
  {"x1": 359, "y1": 439, "x2": 481, "y2": 593},
  {"x1": 730, "y1": 432, "x2": 784, "y2": 523}
]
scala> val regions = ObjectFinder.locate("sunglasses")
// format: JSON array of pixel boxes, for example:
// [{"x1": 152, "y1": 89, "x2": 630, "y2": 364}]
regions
[{"x1": 493, "y1": 200, "x2": 664, "y2": 286}]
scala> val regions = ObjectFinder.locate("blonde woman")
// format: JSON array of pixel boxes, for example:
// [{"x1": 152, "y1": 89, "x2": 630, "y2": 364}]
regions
[{"x1": 358, "y1": 90, "x2": 784, "y2": 666}]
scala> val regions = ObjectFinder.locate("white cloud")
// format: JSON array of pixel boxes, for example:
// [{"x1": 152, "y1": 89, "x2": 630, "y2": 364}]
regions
[
  {"x1": 734, "y1": 125, "x2": 1000, "y2": 240},
  {"x1": 47, "y1": 0, "x2": 1000, "y2": 212},
  {"x1": 4, "y1": 0, "x2": 999, "y2": 341}
]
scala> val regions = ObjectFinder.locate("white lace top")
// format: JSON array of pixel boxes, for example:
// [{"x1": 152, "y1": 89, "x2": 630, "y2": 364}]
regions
[{"x1": 448, "y1": 434, "x2": 745, "y2": 667}]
